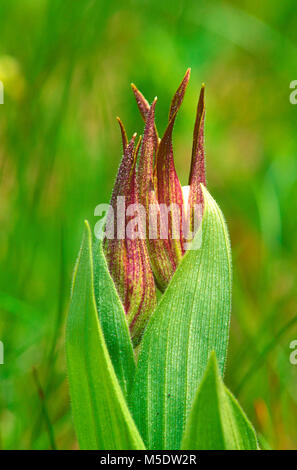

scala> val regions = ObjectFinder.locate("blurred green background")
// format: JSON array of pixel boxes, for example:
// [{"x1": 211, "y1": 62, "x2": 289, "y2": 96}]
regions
[{"x1": 0, "y1": 0, "x2": 297, "y2": 450}]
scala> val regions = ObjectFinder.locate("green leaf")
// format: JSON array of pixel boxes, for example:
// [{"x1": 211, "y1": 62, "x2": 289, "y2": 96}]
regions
[
  {"x1": 129, "y1": 186, "x2": 232, "y2": 450},
  {"x1": 181, "y1": 352, "x2": 259, "y2": 450},
  {"x1": 66, "y1": 221, "x2": 145, "y2": 450},
  {"x1": 92, "y1": 238, "x2": 135, "y2": 396}
]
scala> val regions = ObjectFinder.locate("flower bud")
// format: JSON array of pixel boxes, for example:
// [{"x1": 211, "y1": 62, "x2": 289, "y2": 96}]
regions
[{"x1": 103, "y1": 70, "x2": 207, "y2": 344}]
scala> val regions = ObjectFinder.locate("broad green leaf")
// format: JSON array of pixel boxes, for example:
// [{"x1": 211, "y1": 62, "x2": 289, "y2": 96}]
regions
[
  {"x1": 66, "y1": 221, "x2": 145, "y2": 450},
  {"x1": 181, "y1": 352, "x2": 259, "y2": 450},
  {"x1": 129, "y1": 186, "x2": 232, "y2": 450},
  {"x1": 92, "y1": 238, "x2": 135, "y2": 396}
]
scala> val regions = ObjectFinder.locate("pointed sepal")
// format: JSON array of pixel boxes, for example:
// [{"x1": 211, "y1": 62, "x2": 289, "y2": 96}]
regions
[
  {"x1": 188, "y1": 84, "x2": 206, "y2": 234},
  {"x1": 104, "y1": 133, "x2": 157, "y2": 346}
]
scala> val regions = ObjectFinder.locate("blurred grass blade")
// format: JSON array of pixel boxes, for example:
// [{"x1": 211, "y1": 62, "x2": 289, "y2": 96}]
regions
[
  {"x1": 182, "y1": 352, "x2": 258, "y2": 450},
  {"x1": 66, "y1": 221, "x2": 145, "y2": 450},
  {"x1": 129, "y1": 186, "x2": 232, "y2": 450},
  {"x1": 92, "y1": 238, "x2": 136, "y2": 396},
  {"x1": 32, "y1": 367, "x2": 57, "y2": 450}
]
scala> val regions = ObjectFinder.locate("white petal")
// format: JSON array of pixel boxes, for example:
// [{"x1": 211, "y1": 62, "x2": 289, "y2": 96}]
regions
[{"x1": 182, "y1": 185, "x2": 190, "y2": 217}]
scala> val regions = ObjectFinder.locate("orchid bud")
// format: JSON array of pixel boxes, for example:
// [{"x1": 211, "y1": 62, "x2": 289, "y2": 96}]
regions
[{"x1": 103, "y1": 70, "x2": 206, "y2": 343}]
